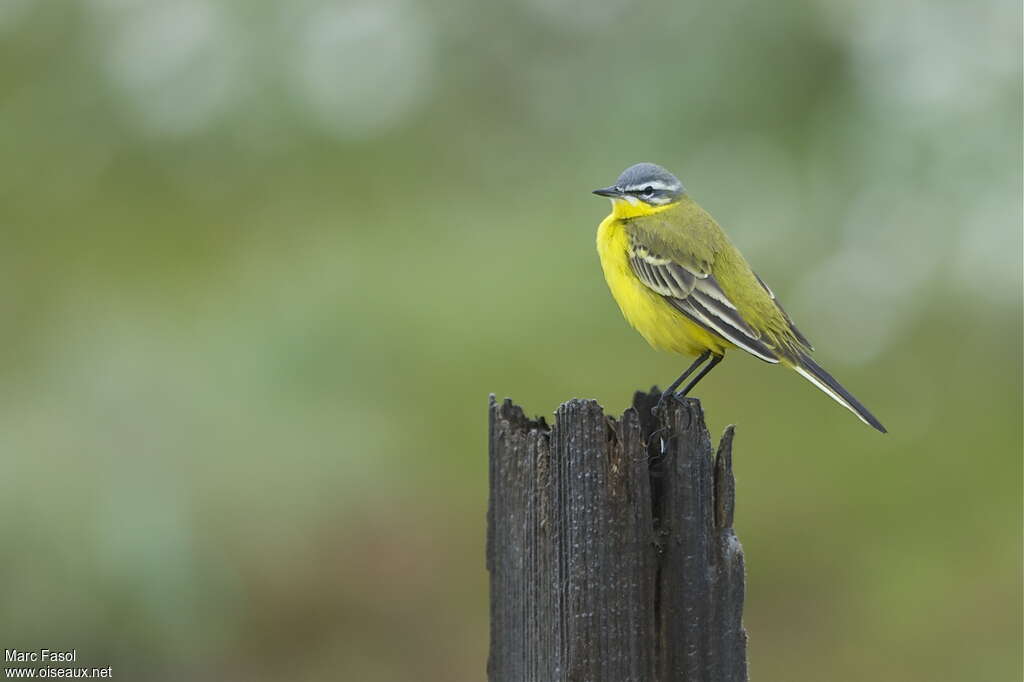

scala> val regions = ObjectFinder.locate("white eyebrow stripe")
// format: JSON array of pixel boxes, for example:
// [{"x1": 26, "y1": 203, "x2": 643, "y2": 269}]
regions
[{"x1": 622, "y1": 179, "x2": 677, "y2": 192}]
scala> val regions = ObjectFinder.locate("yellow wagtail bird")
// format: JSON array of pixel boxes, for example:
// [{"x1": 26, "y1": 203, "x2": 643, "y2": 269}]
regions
[{"x1": 593, "y1": 162, "x2": 886, "y2": 433}]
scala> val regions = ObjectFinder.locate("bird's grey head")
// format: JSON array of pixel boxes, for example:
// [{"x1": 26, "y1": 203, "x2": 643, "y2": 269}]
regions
[{"x1": 592, "y1": 162, "x2": 685, "y2": 206}]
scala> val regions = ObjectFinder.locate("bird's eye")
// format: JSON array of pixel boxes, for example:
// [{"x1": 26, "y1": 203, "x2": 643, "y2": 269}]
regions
[{"x1": 642, "y1": 186, "x2": 654, "y2": 197}]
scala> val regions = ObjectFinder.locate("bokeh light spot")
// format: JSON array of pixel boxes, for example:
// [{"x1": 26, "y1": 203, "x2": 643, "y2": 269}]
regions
[
  {"x1": 291, "y1": 1, "x2": 435, "y2": 140},
  {"x1": 99, "y1": 0, "x2": 240, "y2": 136}
]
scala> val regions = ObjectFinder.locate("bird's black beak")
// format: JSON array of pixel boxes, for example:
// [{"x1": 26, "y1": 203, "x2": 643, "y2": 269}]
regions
[{"x1": 592, "y1": 186, "x2": 621, "y2": 198}]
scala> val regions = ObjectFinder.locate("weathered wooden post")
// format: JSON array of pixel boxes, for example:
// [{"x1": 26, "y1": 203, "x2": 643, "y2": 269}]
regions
[{"x1": 487, "y1": 389, "x2": 748, "y2": 682}]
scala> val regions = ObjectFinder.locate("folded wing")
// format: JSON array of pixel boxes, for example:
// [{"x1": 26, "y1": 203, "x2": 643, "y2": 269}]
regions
[{"x1": 627, "y1": 237, "x2": 781, "y2": 363}]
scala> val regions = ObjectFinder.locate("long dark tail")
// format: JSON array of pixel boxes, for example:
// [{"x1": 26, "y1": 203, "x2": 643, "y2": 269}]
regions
[{"x1": 792, "y1": 353, "x2": 887, "y2": 433}]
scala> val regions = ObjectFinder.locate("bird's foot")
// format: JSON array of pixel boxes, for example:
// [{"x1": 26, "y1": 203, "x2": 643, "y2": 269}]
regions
[{"x1": 651, "y1": 390, "x2": 689, "y2": 415}]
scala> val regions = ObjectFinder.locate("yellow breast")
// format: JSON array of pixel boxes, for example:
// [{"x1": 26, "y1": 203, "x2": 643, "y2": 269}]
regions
[{"x1": 596, "y1": 214, "x2": 729, "y2": 357}]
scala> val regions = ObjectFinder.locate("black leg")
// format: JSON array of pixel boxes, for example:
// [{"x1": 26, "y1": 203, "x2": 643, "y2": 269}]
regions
[
  {"x1": 678, "y1": 353, "x2": 723, "y2": 397},
  {"x1": 654, "y1": 351, "x2": 710, "y2": 412}
]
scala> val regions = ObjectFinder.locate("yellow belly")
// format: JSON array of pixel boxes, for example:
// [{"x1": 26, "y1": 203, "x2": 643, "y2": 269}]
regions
[{"x1": 597, "y1": 215, "x2": 730, "y2": 357}]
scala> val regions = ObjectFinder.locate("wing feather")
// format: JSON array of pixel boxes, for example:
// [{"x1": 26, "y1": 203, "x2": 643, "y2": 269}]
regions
[
  {"x1": 626, "y1": 234, "x2": 781, "y2": 363},
  {"x1": 754, "y1": 272, "x2": 813, "y2": 350},
  {"x1": 676, "y1": 286, "x2": 779, "y2": 363},
  {"x1": 628, "y1": 244, "x2": 696, "y2": 299}
]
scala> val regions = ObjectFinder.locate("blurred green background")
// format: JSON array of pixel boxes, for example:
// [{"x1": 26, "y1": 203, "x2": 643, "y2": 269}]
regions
[{"x1": 1, "y1": 1, "x2": 1021, "y2": 680}]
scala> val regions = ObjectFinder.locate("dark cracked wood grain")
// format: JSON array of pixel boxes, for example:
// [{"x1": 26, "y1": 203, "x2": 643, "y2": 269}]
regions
[{"x1": 487, "y1": 389, "x2": 747, "y2": 682}]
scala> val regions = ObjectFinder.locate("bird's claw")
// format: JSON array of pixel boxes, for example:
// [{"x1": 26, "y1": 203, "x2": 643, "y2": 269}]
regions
[{"x1": 651, "y1": 391, "x2": 688, "y2": 415}]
